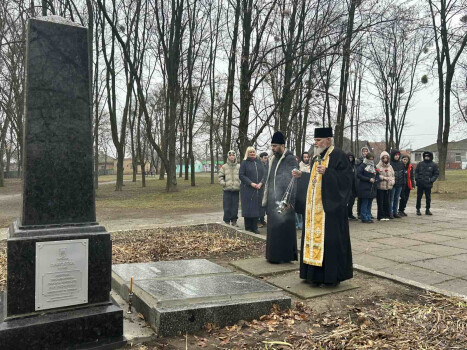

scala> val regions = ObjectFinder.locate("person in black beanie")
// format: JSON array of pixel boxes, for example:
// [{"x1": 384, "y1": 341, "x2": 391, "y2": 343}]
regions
[
  {"x1": 293, "y1": 127, "x2": 353, "y2": 286},
  {"x1": 415, "y1": 151, "x2": 439, "y2": 215},
  {"x1": 262, "y1": 131, "x2": 298, "y2": 263}
]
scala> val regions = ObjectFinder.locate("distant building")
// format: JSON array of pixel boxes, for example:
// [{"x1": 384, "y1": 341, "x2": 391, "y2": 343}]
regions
[
  {"x1": 116, "y1": 158, "x2": 151, "y2": 175},
  {"x1": 98, "y1": 153, "x2": 115, "y2": 175},
  {"x1": 412, "y1": 138, "x2": 467, "y2": 169}
]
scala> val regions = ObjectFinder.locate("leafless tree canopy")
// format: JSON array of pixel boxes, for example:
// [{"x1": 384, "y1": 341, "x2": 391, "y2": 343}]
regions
[{"x1": 0, "y1": 0, "x2": 466, "y2": 189}]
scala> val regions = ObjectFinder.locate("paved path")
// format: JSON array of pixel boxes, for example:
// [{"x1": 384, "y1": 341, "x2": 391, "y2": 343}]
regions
[{"x1": 350, "y1": 200, "x2": 467, "y2": 297}]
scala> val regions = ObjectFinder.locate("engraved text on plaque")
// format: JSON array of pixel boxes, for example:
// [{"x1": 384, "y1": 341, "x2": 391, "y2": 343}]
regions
[{"x1": 35, "y1": 239, "x2": 89, "y2": 310}]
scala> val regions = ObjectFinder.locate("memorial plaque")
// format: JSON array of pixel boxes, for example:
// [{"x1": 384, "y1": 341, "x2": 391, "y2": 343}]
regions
[{"x1": 35, "y1": 239, "x2": 89, "y2": 310}]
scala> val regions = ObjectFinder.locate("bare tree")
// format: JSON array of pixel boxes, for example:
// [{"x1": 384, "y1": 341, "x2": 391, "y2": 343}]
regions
[
  {"x1": 427, "y1": 0, "x2": 467, "y2": 180},
  {"x1": 367, "y1": 3, "x2": 430, "y2": 150}
]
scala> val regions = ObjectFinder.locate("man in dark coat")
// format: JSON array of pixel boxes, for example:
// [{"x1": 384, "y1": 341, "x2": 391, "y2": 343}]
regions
[
  {"x1": 262, "y1": 131, "x2": 298, "y2": 263},
  {"x1": 415, "y1": 151, "x2": 439, "y2": 215},
  {"x1": 293, "y1": 127, "x2": 353, "y2": 286},
  {"x1": 390, "y1": 149, "x2": 405, "y2": 219}
]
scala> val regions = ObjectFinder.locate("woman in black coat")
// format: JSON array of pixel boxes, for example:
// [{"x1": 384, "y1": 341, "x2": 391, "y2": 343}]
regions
[{"x1": 239, "y1": 147, "x2": 266, "y2": 233}]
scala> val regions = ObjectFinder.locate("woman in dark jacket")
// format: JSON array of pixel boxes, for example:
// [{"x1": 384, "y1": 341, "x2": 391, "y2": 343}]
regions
[
  {"x1": 357, "y1": 153, "x2": 380, "y2": 223},
  {"x1": 239, "y1": 147, "x2": 266, "y2": 233}
]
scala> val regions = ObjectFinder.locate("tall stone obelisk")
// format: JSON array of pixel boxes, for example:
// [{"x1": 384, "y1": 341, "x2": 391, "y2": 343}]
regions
[{"x1": 0, "y1": 16, "x2": 125, "y2": 349}]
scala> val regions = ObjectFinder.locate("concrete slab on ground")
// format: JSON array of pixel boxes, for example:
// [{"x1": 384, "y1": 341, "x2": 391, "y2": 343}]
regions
[
  {"x1": 450, "y1": 254, "x2": 467, "y2": 263},
  {"x1": 353, "y1": 254, "x2": 394, "y2": 270},
  {"x1": 435, "y1": 229, "x2": 467, "y2": 239},
  {"x1": 402, "y1": 232, "x2": 458, "y2": 244},
  {"x1": 440, "y1": 239, "x2": 467, "y2": 250},
  {"x1": 229, "y1": 257, "x2": 299, "y2": 276},
  {"x1": 350, "y1": 230, "x2": 389, "y2": 241},
  {"x1": 111, "y1": 260, "x2": 291, "y2": 337},
  {"x1": 434, "y1": 278, "x2": 467, "y2": 295},
  {"x1": 379, "y1": 263, "x2": 454, "y2": 285},
  {"x1": 266, "y1": 271, "x2": 359, "y2": 299},
  {"x1": 351, "y1": 240, "x2": 387, "y2": 255},
  {"x1": 370, "y1": 248, "x2": 438, "y2": 263},
  {"x1": 372, "y1": 237, "x2": 424, "y2": 248},
  {"x1": 411, "y1": 257, "x2": 467, "y2": 278},
  {"x1": 406, "y1": 243, "x2": 467, "y2": 257}
]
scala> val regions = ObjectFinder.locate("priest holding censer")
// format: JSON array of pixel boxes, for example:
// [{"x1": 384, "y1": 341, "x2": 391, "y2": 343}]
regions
[{"x1": 292, "y1": 127, "x2": 353, "y2": 286}]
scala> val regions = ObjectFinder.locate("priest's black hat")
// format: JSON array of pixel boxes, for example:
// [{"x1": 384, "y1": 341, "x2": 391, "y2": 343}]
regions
[
  {"x1": 314, "y1": 127, "x2": 333, "y2": 138},
  {"x1": 271, "y1": 131, "x2": 285, "y2": 144}
]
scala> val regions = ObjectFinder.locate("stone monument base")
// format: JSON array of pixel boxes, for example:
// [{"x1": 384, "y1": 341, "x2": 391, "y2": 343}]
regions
[
  {"x1": 0, "y1": 293, "x2": 125, "y2": 349},
  {"x1": 112, "y1": 259, "x2": 291, "y2": 336},
  {"x1": 0, "y1": 222, "x2": 125, "y2": 349}
]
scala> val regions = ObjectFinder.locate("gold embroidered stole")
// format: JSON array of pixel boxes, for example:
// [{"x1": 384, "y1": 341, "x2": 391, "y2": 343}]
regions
[{"x1": 303, "y1": 146, "x2": 334, "y2": 266}]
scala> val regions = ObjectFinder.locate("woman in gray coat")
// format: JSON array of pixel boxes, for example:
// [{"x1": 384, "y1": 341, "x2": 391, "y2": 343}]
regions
[{"x1": 239, "y1": 147, "x2": 266, "y2": 234}]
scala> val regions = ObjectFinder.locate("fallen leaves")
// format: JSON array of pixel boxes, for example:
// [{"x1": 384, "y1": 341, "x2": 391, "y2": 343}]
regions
[
  {"x1": 196, "y1": 293, "x2": 467, "y2": 350},
  {"x1": 111, "y1": 224, "x2": 265, "y2": 264}
]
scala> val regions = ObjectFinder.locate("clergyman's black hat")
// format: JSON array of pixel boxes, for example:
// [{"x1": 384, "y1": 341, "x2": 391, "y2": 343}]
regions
[
  {"x1": 314, "y1": 127, "x2": 333, "y2": 138},
  {"x1": 271, "y1": 131, "x2": 285, "y2": 144}
]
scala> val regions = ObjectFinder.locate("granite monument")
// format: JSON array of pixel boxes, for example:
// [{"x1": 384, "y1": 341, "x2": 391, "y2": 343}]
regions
[{"x1": 0, "y1": 16, "x2": 125, "y2": 349}]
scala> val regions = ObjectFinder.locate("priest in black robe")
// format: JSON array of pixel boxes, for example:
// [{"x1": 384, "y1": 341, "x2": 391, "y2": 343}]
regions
[
  {"x1": 262, "y1": 131, "x2": 299, "y2": 263},
  {"x1": 293, "y1": 127, "x2": 353, "y2": 285}
]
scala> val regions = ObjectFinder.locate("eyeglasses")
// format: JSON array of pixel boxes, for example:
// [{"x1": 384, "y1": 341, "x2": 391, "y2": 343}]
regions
[{"x1": 228, "y1": 152, "x2": 235, "y2": 156}]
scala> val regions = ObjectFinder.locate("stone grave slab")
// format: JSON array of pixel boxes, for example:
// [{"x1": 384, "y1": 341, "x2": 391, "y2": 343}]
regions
[
  {"x1": 229, "y1": 257, "x2": 299, "y2": 276},
  {"x1": 112, "y1": 259, "x2": 231, "y2": 296},
  {"x1": 112, "y1": 260, "x2": 291, "y2": 336},
  {"x1": 266, "y1": 271, "x2": 359, "y2": 299}
]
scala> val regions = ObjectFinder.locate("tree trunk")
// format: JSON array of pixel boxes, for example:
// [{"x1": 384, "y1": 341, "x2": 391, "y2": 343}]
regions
[
  {"x1": 116, "y1": 150, "x2": 124, "y2": 191},
  {"x1": 335, "y1": 0, "x2": 357, "y2": 148},
  {"x1": 222, "y1": 0, "x2": 241, "y2": 161}
]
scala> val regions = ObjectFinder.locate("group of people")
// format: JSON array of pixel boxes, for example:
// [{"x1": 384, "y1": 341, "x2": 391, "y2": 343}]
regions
[
  {"x1": 347, "y1": 147, "x2": 439, "y2": 223},
  {"x1": 219, "y1": 128, "x2": 439, "y2": 288}
]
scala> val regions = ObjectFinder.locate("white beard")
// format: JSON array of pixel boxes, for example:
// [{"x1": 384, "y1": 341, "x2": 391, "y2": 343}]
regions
[{"x1": 313, "y1": 146, "x2": 325, "y2": 157}]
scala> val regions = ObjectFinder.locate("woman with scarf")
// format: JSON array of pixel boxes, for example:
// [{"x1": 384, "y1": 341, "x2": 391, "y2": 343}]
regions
[
  {"x1": 357, "y1": 153, "x2": 380, "y2": 223},
  {"x1": 376, "y1": 151, "x2": 395, "y2": 221},
  {"x1": 239, "y1": 147, "x2": 266, "y2": 234}
]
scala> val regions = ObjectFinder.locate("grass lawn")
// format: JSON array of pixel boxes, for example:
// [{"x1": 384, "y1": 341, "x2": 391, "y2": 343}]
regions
[
  {"x1": 432, "y1": 169, "x2": 467, "y2": 200},
  {"x1": 96, "y1": 173, "x2": 223, "y2": 213}
]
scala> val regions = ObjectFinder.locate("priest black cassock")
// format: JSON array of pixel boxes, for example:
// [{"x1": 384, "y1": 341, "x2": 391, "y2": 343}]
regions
[
  {"x1": 294, "y1": 127, "x2": 353, "y2": 285},
  {"x1": 262, "y1": 131, "x2": 299, "y2": 263}
]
